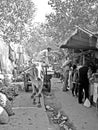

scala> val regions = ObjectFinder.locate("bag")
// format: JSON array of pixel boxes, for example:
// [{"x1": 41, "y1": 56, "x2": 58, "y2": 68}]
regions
[
  {"x1": 0, "y1": 106, "x2": 9, "y2": 124},
  {"x1": 0, "y1": 92, "x2": 7, "y2": 106},
  {"x1": 0, "y1": 92, "x2": 14, "y2": 116},
  {"x1": 84, "y1": 98, "x2": 91, "y2": 108},
  {"x1": 4, "y1": 99, "x2": 15, "y2": 116}
]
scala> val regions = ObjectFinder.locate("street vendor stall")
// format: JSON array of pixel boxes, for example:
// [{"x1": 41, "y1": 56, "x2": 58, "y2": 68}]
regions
[
  {"x1": 60, "y1": 26, "x2": 98, "y2": 50},
  {"x1": 60, "y1": 26, "x2": 98, "y2": 108}
]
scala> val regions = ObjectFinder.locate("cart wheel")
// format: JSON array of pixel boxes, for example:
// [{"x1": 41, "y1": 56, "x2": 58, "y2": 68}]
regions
[
  {"x1": 24, "y1": 73, "x2": 30, "y2": 92},
  {"x1": 96, "y1": 98, "x2": 98, "y2": 111},
  {"x1": 48, "y1": 87, "x2": 51, "y2": 92},
  {"x1": 24, "y1": 84, "x2": 29, "y2": 92},
  {"x1": 47, "y1": 82, "x2": 51, "y2": 92}
]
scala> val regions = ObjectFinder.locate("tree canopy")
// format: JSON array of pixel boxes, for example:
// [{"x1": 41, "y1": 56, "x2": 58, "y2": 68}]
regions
[
  {"x1": 23, "y1": 23, "x2": 58, "y2": 57},
  {"x1": 45, "y1": 0, "x2": 98, "y2": 43},
  {"x1": 0, "y1": 0, "x2": 35, "y2": 44}
]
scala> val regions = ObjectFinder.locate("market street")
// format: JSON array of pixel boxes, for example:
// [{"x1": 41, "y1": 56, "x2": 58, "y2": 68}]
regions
[
  {"x1": 0, "y1": 78, "x2": 98, "y2": 130},
  {"x1": 0, "y1": 0, "x2": 98, "y2": 130}
]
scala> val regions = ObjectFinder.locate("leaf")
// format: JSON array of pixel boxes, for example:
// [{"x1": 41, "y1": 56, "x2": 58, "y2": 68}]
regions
[
  {"x1": 0, "y1": 0, "x2": 36, "y2": 44},
  {"x1": 45, "y1": 0, "x2": 98, "y2": 43}
]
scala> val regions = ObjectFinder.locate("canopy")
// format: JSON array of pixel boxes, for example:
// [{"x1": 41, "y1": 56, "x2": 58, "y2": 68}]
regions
[{"x1": 60, "y1": 27, "x2": 98, "y2": 50}]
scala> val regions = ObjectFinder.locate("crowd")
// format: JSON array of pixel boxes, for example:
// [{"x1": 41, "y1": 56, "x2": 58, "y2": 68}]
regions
[{"x1": 60, "y1": 60, "x2": 97, "y2": 107}]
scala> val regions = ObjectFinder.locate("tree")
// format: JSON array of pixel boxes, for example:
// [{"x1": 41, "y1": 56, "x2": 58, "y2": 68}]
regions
[
  {"x1": 45, "y1": 0, "x2": 98, "y2": 43},
  {"x1": 0, "y1": 0, "x2": 36, "y2": 44},
  {"x1": 24, "y1": 23, "x2": 58, "y2": 57}
]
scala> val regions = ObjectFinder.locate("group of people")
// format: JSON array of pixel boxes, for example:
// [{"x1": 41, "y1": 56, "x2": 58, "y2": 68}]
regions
[{"x1": 61, "y1": 61, "x2": 96, "y2": 106}]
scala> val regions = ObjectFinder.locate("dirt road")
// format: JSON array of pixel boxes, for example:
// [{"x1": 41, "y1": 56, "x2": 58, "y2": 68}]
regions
[
  {"x1": 0, "y1": 91, "x2": 52, "y2": 130},
  {"x1": 51, "y1": 78, "x2": 98, "y2": 130}
]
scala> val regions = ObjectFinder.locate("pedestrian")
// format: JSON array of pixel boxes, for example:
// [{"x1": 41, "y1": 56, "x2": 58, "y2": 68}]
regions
[
  {"x1": 68, "y1": 66, "x2": 73, "y2": 90},
  {"x1": 62, "y1": 62, "x2": 71, "y2": 92},
  {"x1": 71, "y1": 64, "x2": 79, "y2": 97},
  {"x1": 60, "y1": 68, "x2": 64, "y2": 82},
  {"x1": 87, "y1": 63, "x2": 96, "y2": 105},
  {"x1": 78, "y1": 62, "x2": 89, "y2": 104}
]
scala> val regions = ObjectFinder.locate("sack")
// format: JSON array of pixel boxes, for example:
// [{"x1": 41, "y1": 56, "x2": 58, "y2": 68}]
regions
[
  {"x1": 0, "y1": 92, "x2": 14, "y2": 116},
  {"x1": 0, "y1": 106, "x2": 9, "y2": 124},
  {"x1": 4, "y1": 99, "x2": 15, "y2": 116},
  {"x1": 84, "y1": 98, "x2": 91, "y2": 108},
  {"x1": 0, "y1": 92, "x2": 7, "y2": 106}
]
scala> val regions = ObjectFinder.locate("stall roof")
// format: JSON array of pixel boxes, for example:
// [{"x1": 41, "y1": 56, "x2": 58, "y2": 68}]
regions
[{"x1": 60, "y1": 27, "x2": 98, "y2": 50}]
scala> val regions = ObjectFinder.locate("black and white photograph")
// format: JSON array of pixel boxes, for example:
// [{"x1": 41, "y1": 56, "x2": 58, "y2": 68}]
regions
[{"x1": 0, "y1": 0, "x2": 98, "y2": 130}]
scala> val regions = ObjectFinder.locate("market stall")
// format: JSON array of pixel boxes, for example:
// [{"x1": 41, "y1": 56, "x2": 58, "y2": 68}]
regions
[
  {"x1": 60, "y1": 26, "x2": 98, "y2": 107},
  {"x1": 60, "y1": 26, "x2": 98, "y2": 50}
]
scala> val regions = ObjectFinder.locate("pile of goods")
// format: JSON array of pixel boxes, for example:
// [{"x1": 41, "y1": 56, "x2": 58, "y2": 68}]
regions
[
  {"x1": 0, "y1": 84, "x2": 19, "y2": 101},
  {"x1": 0, "y1": 73, "x2": 19, "y2": 101},
  {"x1": 44, "y1": 92, "x2": 76, "y2": 130},
  {"x1": 0, "y1": 92, "x2": 15, "y2": 124}
]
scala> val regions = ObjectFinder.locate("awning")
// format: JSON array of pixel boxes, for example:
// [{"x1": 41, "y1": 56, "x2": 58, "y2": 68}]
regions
[{"x1": 60, "y1": 27, "x2": 98, "y2": 50}]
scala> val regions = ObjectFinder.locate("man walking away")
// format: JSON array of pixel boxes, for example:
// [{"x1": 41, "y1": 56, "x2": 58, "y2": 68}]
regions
[{"x1": 78, "y1": 63, "x2": 89, "y2": 104}]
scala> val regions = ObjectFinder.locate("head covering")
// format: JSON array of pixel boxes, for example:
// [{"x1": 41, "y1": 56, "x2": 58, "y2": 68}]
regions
[{"x1": 62, "y1": 60, "x2": 71, "y2": 68}]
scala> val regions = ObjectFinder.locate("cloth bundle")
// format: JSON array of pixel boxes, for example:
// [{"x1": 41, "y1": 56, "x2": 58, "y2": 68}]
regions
[{"x1": 0, "y1": 92, "x2": 15, "y2": 124}]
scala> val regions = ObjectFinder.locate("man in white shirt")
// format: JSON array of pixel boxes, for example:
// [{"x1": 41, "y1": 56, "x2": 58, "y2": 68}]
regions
[
  {"x1": 62, "y1": 65, "x2": 70, "y2": 92},
  {"x1": 37, "y1": 47, "x2": 51, "y2": 65}
]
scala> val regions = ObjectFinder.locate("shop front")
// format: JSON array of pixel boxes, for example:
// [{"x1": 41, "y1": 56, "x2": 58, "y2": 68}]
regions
[{"x1": 60, "y1": 26, "x2": 98, "y2": 108}]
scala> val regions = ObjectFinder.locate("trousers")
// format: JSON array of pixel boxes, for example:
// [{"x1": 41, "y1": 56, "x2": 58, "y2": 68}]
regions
[{"x1": 78, "y1": 82, "x2": 89, "y2": 103}]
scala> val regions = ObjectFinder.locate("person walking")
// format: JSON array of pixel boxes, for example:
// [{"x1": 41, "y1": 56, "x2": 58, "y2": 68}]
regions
[
  {"x1": 62, "y1": 60, "x2": 72, "y2": 92},
  {"x1": 62, "y1": 64, "x2": 69, "y2": 92},
  {"x1": 71, "y1": 64, "x2": 79, "y2": 96},
  {"x1": 78, "y1": 63, "x2": 89, "y2": 104},
  {"x1": 68, "y1": 66, "x2": 73, "y2": 90}
]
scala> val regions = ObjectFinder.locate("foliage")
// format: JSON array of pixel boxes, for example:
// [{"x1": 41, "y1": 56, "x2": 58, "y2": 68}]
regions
[
  {"x1": 24, "y1": 23, "x2": 58, "y2": 57},
  {"x1": 45, "y1": 0, "x2": 98, "y2": 43},
  {"x1": 0, "y1": 0, "x2": 35, "y2": 44}
]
